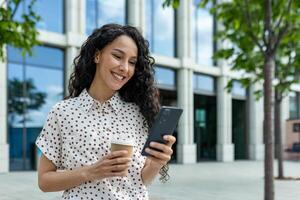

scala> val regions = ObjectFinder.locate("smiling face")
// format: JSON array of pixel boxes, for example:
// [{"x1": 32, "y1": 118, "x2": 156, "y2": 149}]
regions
[{"x1": 93, "y1": 35, "x2": 138, "y2": 94}]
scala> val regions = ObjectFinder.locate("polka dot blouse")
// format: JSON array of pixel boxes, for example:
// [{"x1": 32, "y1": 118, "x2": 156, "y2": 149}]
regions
[{"x1": 36, "y1": 89, "x2": 149, "y2": 200}]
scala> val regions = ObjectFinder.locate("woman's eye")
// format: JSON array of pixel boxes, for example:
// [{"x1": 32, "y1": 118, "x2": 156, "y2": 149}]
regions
[
  {"x1": 129, "y1": 61, "x2": 136, "y2": 66},
  {"x1": 113, "y1": 54, "x2": 121, "y2": 59}
]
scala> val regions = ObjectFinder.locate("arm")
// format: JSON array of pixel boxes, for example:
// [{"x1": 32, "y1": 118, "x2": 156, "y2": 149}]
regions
[
  {"x1": 38, "y1": 151, "x2": 131, "y2": 192},
  {"x1": 141, "y1": 135, "x2": 176, "y2": 185}
]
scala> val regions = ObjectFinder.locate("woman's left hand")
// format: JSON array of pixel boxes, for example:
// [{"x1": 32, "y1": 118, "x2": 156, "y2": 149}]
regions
[{"x1": 144, "y1": 135, "x2": 176, "y2": 169}]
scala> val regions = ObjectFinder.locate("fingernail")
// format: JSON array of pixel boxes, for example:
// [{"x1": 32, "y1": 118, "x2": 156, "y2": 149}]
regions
[{"x1": 150, "y1": 142, "x2": 154, "y2": 146}]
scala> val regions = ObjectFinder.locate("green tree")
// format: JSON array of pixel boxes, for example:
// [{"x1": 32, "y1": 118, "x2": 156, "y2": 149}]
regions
[
  {"x1": 0, "y1": 0, "x2": 40, "y2": 60},
  {"x1": 164, "y1": 0, "x2": 300, "y2": 200}
]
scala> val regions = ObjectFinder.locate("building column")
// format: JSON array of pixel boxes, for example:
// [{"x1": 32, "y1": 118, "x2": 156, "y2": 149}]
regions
[
  {"x1": 281, "y1": 95, "x2": 290, "y2": 150},
  {"x1": 65, "y1": 47, "x2": 78, "y2": 94},
  {"x1": 175, "y1": 0, "x2": 196, "y2": 164},
  {"x1": 65, "y1": 0, "x2": 85, "y2": 94},
  {"x1": 248, "y1": 84, "x2": 264, "y2": 160},
  {"x1": 127, "y1": 0, "x2": 144, "y2": 35},
  {"x1": 217, "y1": 76, "x2": 234, "y2": 161},
  {"x1": 177, "y1": 68, "x2": 196, "y2": 163},
  {"x1": 0, "y1": 48, "x2": 9, "y2": 173}
]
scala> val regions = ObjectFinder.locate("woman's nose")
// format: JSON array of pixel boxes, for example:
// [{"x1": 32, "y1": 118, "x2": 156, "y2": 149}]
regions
[{"x1": 119, "y1": 61, "x2": 129, "y2": 71}]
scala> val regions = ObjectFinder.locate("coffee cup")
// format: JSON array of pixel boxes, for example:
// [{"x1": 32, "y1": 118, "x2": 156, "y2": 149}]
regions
[{"x1": 110, "y1": 139, "x2": 134, "y2": 158}]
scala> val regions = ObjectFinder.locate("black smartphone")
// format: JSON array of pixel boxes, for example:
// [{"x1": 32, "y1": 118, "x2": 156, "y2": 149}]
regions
[{"x1": 141, "y1": 106, "x2": 183, "y2": 156}]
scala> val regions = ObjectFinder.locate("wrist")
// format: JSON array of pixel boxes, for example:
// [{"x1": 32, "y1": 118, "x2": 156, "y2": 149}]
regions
[
  {"x1": 147, "y1": 159, "x2": 163, "y2": 171},
  {"x1": 78, "y1": 166, "x2": 90, "y2": 182}
]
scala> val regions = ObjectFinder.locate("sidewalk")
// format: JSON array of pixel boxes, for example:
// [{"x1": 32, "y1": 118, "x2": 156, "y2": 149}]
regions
[{"x1": 0, "y1": 161, "x2": 300, "y2": 200}]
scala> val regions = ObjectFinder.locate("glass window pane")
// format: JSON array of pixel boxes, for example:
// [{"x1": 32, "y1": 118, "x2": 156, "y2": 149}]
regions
[
  {"x1": 86, "y1": 0, "x2": 126, "y2": 34},
  {"x1": 146, "y1": 0, "x2": 175, "y2": 57},
  {"x1": 26, "y1": 66, "x2": 63, "y2": 127},
  {"x1": 192, "y1": 1, "x2": 214, "y2": 66},
  {"x1": 193, "y1": 73, "x2": 215, "y2": 92},
  {"x1": 155, "y1": 66, "x2": 175, "y2": 86},
  {"x1": 86, "y1": 0, "x2": 97, "y2": 35},
  {"x1": 7, "y1": 46, "x2": 24, "y2": 63},
  {"x1": 8, "y1": 63, "x2": 24, "y2": 127},
  {"x1": 289, "y1": 92, "x2": 298, "y2": 119},
  {"x1": 7, "y1": 46, "x2": 64, "y2": 171},
  {"x1": 33, "y1": 0, "x2": 64, "y2": 33},
  {"x1": 26, "y1": 46, "x2": 64, "y2": 69},
  {"x1": 232, "y1": 81, "x2": 246, "y2": 97}
]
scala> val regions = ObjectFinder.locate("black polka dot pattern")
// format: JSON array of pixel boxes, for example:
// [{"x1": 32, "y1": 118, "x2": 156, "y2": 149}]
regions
[{"x1": 36, "y1": 89, "x2": 149, "y2": 199}]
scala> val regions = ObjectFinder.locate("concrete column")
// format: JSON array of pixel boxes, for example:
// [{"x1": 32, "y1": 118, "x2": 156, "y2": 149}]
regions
[
  {"x1": 177, "y1": 68, "x2": 196, "y2": 163},
  {"x1": 65, "y1": 0, "x2": 84, "y2": 94},
  {"x1": 281, "y1": 95, "x2": 290, "y2": 148},
  {"x1": 248, "y1": 84, "x2": 264, "y2": 160},
  {"x1": 175, "y1": 0, "x2": 196, "y2": 164},
  {"x1": 0, "y1": 48, "x2": 9, "y2": 173},
  {"x1": 127, "y1": 0, "x2": 144, "y2": 34},
  {"x1": 176, "y1": 0, "x2": 190, "y2": 58},
  {"x1": 65, "y1": 47, "x2": 78, "y2": 94},
  {"x1": 78, "y1": 0, "x2": 86, "y2": 35},
  {"x1": 217, "y1": 75, "x2": 234, "y2": 161}
]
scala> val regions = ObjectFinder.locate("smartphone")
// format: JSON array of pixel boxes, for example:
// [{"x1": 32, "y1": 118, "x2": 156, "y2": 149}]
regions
[{"x1": 141, "y1": 106, "x2": 183, "y2": 156}]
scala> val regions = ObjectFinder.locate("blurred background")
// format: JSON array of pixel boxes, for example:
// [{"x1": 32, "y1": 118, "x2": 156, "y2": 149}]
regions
[{"x1": 0, "y1": 0, "x2": 300, "y2": 174}]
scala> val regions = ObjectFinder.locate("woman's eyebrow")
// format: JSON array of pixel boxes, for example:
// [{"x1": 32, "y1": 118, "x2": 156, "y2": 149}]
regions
[{"x1": 112, "y1": 48, "x2": 137, "y2": 59}]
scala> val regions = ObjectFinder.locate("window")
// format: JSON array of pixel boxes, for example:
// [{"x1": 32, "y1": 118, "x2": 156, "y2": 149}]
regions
[
  {"x1": 155, "y1": 66, "x2": 176, "y2": 89},
  {"x1": 232, "y1": 81, "x2": 247, "y2": 98},
  {"x1": 192, "y1": 0, "x2": 214, "y2": 66},
  {"x1": 14, "y1": 0, "x2": 64, "y2": 33},
  {"x1": 146, "y1": 0, "x2": 176, "y2": 57},
  {"x1": 193, "y1": 73, "x2": 215, "y2": 94},
  {"x1": 86, "y1": 0, "x2": 127, "y2": 35},
  {"x1": 289, "y1": 92, "x2": 299, "y2": 119},
  {"x1": 7, "y1": 46, "x2": 64, "y2": 170}
]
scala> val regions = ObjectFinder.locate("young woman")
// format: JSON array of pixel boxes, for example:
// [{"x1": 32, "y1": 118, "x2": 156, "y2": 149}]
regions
[{"x1": 36, "y1": 23, "x2": 175, "y2": 199}]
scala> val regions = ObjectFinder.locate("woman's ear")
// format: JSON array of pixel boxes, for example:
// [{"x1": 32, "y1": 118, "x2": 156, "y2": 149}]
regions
[{"x1": 94, "y1": 51, "x2": 101, "y2": 63}]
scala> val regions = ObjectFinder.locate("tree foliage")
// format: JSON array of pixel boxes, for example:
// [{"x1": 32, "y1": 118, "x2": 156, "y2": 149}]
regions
[{"x1": 0, "y1": 0, "x2": 40, "y2": 60}]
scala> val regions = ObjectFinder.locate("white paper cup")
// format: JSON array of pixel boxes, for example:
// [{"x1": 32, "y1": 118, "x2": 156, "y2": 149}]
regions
[{"x1": 110, "y1": 139, "x2": 134, "y2": 158}]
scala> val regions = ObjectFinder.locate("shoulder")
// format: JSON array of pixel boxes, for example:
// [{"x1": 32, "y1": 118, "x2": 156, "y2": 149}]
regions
[{"x1": 48, "y1": 97, "x2": 81, "y2": 115}]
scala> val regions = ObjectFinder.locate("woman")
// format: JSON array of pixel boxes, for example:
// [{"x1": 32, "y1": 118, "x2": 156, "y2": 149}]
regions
[{"x1": 36, "y1": 23, "x2": 175, "y2": 199}]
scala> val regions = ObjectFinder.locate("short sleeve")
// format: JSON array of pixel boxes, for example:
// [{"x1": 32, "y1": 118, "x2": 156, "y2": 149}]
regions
[{"x1": 35, "y1": 105, "x2": 62, "y2": 168}]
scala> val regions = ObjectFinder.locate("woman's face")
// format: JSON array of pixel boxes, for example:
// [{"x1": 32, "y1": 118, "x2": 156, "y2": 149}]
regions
[{"x1": 94, "y1": 35, "x2": 138, "y2": 92}]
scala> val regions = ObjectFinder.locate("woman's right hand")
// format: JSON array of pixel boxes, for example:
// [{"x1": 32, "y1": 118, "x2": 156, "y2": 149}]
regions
[{"x1": 84, "y1": 150, "x2": 132, "y2": 182}]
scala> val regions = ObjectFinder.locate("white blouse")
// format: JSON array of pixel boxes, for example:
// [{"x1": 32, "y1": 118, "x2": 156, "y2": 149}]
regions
[{"x1": 36, "y1": 89, "x2": 149, "y2": 200}]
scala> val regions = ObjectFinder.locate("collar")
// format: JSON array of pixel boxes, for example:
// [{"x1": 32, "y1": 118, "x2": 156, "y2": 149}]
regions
[{"x1": 78, "y1": 89, "x2": 123, "y2": 114}]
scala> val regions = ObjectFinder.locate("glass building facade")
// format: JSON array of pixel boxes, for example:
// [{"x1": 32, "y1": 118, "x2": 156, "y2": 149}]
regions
[
  {"x1": 14, "y1": 0, "x2": 64, "y2": 33},
  {"x1": 1, "y1": 0, "x2": 296, "y2": 172},
  {"x1": 86, "y1": 0, "x2": 127, "y2": 34},
  {"x1": 7, "y1": 46, "x2": 64, "y2": 170},
  {"x1": 192, "y1": 0, "x2": 214, "y2": 66},
  {"x1": 145, "y1": 0, "x2": 176, "y2": 57}
]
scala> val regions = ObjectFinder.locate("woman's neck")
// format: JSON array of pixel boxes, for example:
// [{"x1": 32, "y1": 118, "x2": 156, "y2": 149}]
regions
[{"x1": 88, "y1": 80, "x2": 115, "y2": 104}]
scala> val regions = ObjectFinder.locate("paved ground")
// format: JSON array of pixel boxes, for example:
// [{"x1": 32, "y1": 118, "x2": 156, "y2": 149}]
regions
[{"x1": 0, "y1": 161, "x2": 300, "y2": 200}]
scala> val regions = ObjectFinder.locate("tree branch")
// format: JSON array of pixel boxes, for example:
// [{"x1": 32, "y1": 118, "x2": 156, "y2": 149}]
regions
[
  {"x1": 243, "y1": 0, "x2": 265, "y2": 55},
  {"x1": 264, "y1": 0, "x2": 272, "y2": 51},
  {"x1": 274, "y1": 0, "x2": 293, "y2": 31},
  {"x1": 11, "y1": 0, "x2": 21, "y2": 19},
  {"x1": 273, "y1": 0, "x2": 293, "y2": 52},
  {"x1": 273, "y1": 23, "x2": 289, "y2": 52}
]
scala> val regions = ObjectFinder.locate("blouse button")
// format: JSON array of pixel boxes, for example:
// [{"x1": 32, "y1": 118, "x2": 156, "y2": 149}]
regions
[{"x1": 106, "y1": 127, "x2": 111, "y2": 131}]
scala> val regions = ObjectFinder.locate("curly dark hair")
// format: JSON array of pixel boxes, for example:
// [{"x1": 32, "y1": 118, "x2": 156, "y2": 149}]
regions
[{"x1": 66, "y1": 23, "x2": 169, "y2": 182}]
